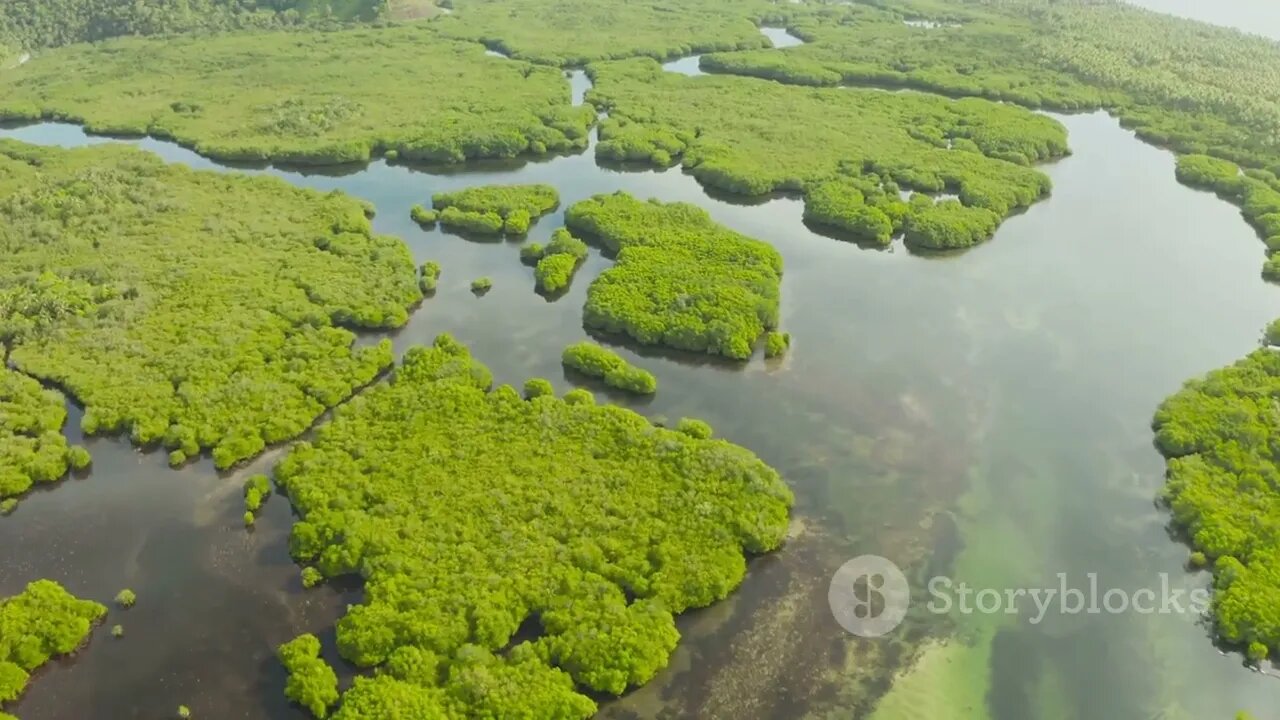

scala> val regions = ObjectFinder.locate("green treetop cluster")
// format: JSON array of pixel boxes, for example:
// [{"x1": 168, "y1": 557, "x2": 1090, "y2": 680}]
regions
[
  {"x1": 565, "y1": 192, "x2": 783, "y2": 359},
  {"x1": 522, "y1": 228, "x2": 590, "y2": 294},
  {"x1": 271, "y1": 334, "x2": 792, "y2": 718},
  {"x1": 0, "y1": 580, "x2": 106, "y2": 713},
  {"x1": 0, "y1": 368, "x2": 90, "y2": 503},
  {"x1": 586, "y1": 57, "x2": 1064, "y2": 248},
  {"x1": 561, "y1": 341, "x2": 657, "y2": 395},
  {"x1": 279, "y1": 633, "x2": 340, "y2": 718},
  {"x1": 702, "y1": 0, "x2": 1280, "y2": 174},
  {"x1": 0, "y1": 25, "x2": 595, "y2": 166},
  {"x1": 1175, "y1": 155, "x2": 1280, "y2": 281},
  {"x1": 0, "y1": 0, "x2": 386, "y2": 53},
  {"x1": 700, "y1": 1, "x2": 1108, "y2": 108},
  {"x1": 0, "y1": 141, "x2": 418, "y2": 470},
  {"x1": 1152, "y1": 344, "x2": 1280, "y2": 661},
  {"x1": 433, "y1": 0, "x2": 781, "y2": 66},
  {"x1": 431, "y1": 184, "x2": 559, "y2": 237}
]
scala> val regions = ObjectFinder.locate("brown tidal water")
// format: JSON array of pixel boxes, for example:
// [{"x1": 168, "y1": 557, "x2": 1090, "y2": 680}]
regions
[{"x1": 3, "y1": 96, "x2": 1280, "y2": 718}]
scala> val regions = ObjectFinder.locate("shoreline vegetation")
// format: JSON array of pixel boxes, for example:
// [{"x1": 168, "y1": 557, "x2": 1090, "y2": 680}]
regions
[
  {"x1": 272, "y1": 334, "x2": 792, "y2": 717},
  {"x1": 0, "y1": 141, "x2": 419, "y2": 472},
  {"x1": 565, "y1": 192, "x2": 783, "y2": 359},
  {"x1": 1, "y1": 0, "x2": 1280, "y2": 714},
  {"x1": 0, "y1": 25, "x2": 595, "y2": 167},
  {"x1": 0, "y1": 580, "x2": 106, "y2": 717},
  {"x1": 561, "y1": 341, "x2": 658, "y2": 395}
]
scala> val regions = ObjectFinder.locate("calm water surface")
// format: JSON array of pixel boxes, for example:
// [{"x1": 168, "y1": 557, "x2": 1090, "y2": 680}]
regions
[{"x1": 2, "y1": 38, "x2": 1280, "y2": 720}]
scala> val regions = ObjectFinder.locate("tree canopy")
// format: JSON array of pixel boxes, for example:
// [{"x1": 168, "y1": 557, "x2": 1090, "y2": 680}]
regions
[
  {"x1": 1153, "y1": 344, "x2": 1280, "y2": 659},
  {"x1": 566, "y1": 192, "x2": 783, "y2": 359},
  {"x1": 586, "y1": 56, "x2": 1064, "y2": 247},
  {"x1": 431, "y1": 184, "x2": 559, "y2": 236},
  {"x1": 433, "y1": 0, "x2": 780, "y2": 67},
  {"x1": 561, "y1": 341, "x2": 657, "y2": 395},
  {"x1": 0, "y1": 141, "x2": 417, "y2": 469},
  {"x1": 0, "y1": 0, "x2": 387, "y2": 53},
  {"x1": 0, "y1": 25, "x2": 594, "y2": 165},
  {"x1": 0, "y1": 580, "x2": 105, "y2": 713},
  {"x1": 0, "y1": 368, "x2": 89, "y2": 503},
  {"x1": 272, "y1": 334, "x2": 792, "y2": 717}
]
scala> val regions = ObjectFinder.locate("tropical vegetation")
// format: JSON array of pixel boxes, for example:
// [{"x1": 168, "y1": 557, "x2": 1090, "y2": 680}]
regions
[
  {"x1": 271, "y1": 334, "x2": 792, "y2": 717},
  {"x1": 561, "y1": 341, "x2": 657, "y2": 395},
  {"x1": 0, "y1": 580, "x2": 105, "y2": 713},
  {"x1": 279, "y1": 633, "x2": 340, "y2": 718},
  {"x1": 0, "y1": 368, "x2": 89, "y2": 503},
  {"x1": 523, "y1": 228, "x2": 590, "y2": 294},
  {"x1": 565, "y1": 192, "x2": 783, "y2": 359},
  {"x1": 0, "y1": 25, "x2": 594, "y2": 165},
  {"x1": 1153, "y1": 340, "x2": 1280, "y2": 660},
  {"x1": 433, "y1": 0, "x2": 779, "y2": 66},
  {"x1": 432, "y1": 184, "x2": 559, "y2": 236},
  {"x1": 587, "y1": 56, "x2": 1064, "y2": 248},
  {"x1": 0, "y1": 141, "x2": 415, "y2": 470},
  {"x1": 0, "y1": 0, "x2": 386, "y2": 51}
]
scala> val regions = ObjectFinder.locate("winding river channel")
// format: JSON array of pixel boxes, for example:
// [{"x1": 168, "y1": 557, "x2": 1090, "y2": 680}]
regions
[{"x1": 3, "y1": 15, "x2": 1280, "y2": 720}]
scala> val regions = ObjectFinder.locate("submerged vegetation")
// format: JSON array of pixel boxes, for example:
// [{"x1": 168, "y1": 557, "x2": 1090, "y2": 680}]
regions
[
  {"x1": 272, "y1": 334, "x2": 791, "y2": 717},
  {"x1": 566, "y1": 192, "x2": 783, "y2": 359},
  {"x1": 561, "y1": 341, "x2": 657, "y2": 395},
  {"x1": 0, "y1": 25, "x2": 594, "y2": 165},
  {"x1": 0, "y1": 580, "x2": 105, "y2": 713},
  {"x1": 432, "y1": 184, "x2": 559, "y2": 237},
  {"x1": 0, "y1": 141, "x2": 416, "y2": 469},
  {"x1": 0, "y1": 368, "x2": 88, "y2": 502}
]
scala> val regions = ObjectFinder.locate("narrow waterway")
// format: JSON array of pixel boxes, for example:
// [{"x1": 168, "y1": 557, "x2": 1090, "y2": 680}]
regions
[{"x1": 2, "y1": 28, "x2": 1279, "y2": 720}]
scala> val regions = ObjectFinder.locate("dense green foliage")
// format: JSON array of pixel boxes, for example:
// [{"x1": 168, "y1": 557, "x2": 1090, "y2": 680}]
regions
[
  {"x1": 0, "y1": 141, "x2": 414, "y2": 469},
  {"x1": 0, "y1": 0, "x2": 385, "y2": 52},
  {"x1": 244, "y1": 473, "x2": 272, "y2": 514},
  {"x1": 1153, "y1": 346, "x2": 1280, "y2": 658},
  {"x1": 434, "y1": 0, "x2": 777, "y2": 66},
  {"x1": 702, "y1": 1, "x2": 1280, "y2": 173},
  {"x1": 0, "y1": 368, "x2": 88, "y2": 502},
  {"x1": 272, "y1": 334, "x2": 791, "y2": 717},
  {"x1": 523, "y1": 377, "x2": 554, "y2": 400},
  {"x1": 0, "y1": 580, "x2": 105, "y2": 712},
  {"x1": 587, "y1": 57, "x2": 1063, "y2": 247},
  {"x1": 114, "y1": 589, "x2": 135, "y2": 608},
  {"x1": 764, "y1": 331, "x2": 791, "y2": 358},
  {"x1": 432, "y1": 184, "x2": 559, "y2": 236},
  {"x1": 561, "y1": 341, "x2": 657, "y2": 395},
  {"x1": 409, "y1": 205, "x2": 438, "y2": 227},
  {"x1": 0, "y1": 26, "x2": 594, "y2": 165},
  {"x1": 279, "y1": 633, "x2": 339, "y2": 718},
  {"x1": 1174, "y1": 155, "x2": 1280, "y2": 280},
  {"x1": 469, "y1": 277, "x2": 492, "y2": 293},
  {"x1": 527, "y1": 229, "x2": 589, "y2": 294},
  {"x1": 419, "y1": 262, "x2": 441, "y2": 295},
  {"x1": 565, "y1": 193, "x2": 783, "y2": 359}
]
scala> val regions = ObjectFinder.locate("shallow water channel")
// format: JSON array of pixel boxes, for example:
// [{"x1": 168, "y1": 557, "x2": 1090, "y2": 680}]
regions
[{"x1": 2, "y1": 23, "x2": 1280, "y2": 720}]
